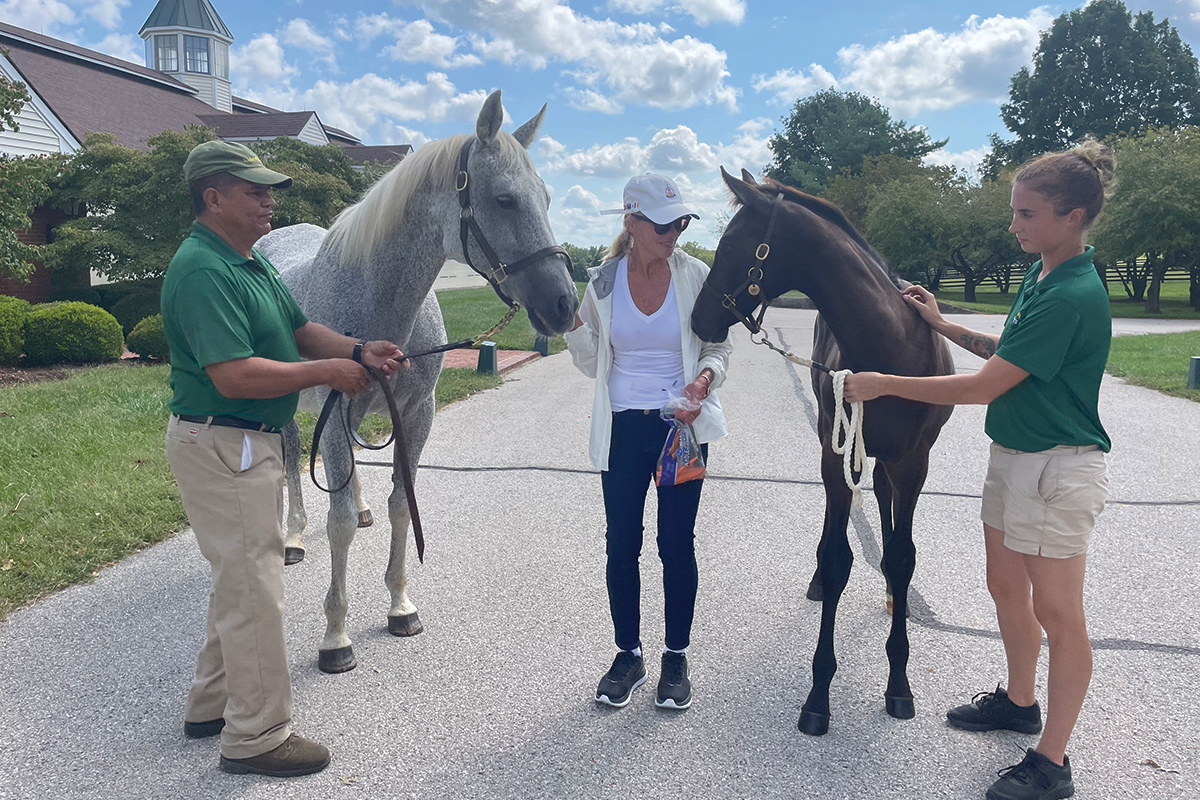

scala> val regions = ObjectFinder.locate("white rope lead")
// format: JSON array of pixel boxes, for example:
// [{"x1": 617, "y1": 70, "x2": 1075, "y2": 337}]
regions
[{"x1": 831, "y1": 369, "x2": 868, "y2": 508}]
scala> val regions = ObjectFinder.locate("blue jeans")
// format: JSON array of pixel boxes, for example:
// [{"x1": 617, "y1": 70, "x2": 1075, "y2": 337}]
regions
[{"x1": 601, "y1": 410, "x2": 708, "y2": 652}]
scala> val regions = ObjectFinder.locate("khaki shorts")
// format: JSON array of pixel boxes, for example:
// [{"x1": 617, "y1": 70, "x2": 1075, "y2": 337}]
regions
[{"x1": 981, "y1": 441, "x2": 1108, "y2": 558}]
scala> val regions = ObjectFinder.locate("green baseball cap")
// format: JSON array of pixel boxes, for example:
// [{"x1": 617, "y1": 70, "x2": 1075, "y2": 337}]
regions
[{"x1": 183, "y1": 140, "x2": 293, "y2": 188}]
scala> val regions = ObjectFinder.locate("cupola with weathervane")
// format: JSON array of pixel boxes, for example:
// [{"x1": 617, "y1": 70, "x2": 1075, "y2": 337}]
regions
[{"x1": 139, "y1": 0, "x2": 233, "y2": 113}]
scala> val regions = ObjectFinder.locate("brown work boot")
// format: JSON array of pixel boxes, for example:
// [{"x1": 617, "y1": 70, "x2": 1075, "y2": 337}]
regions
[{"x1": 219, "y1": 734, "x2": 331, "y2": 777}]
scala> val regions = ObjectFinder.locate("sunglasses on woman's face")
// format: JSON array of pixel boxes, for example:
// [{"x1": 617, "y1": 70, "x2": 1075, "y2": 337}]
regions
[{"x1": 634, "y1": 213, "x2": 690, "y2": 235}]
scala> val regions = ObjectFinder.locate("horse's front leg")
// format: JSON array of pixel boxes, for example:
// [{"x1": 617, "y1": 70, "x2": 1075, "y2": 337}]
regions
[
  {"x1": 799, "y1": 448, "x2": 855, "y2": 736},
  {"x1": 353, "y1": 472, "x2": 374, "y2": 528},
  {"x1": 318, "y1": 427, "x2": 361, "y2": 673},
  {"x1": 384, "y1": 399, "x2": 432, "y2": 637},
  {"x1": 282, "y1": 421, "x2": 308, "y2": 565},
  {"x1": 880, "y1": 453, "x2": 930, "y2": 720}
]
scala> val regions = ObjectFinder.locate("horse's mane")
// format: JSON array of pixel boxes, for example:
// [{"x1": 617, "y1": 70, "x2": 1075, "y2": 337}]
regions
[
  {"x1": 325, "y1": 132, "x2": 529, "y2": 265},
  {"x1": 748, "y1": 178, "x2": 906, "y2": 290}
]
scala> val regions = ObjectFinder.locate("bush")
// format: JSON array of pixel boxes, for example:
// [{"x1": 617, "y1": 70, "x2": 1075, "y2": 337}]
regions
[
  {"x1": 126, "y1": 314, "x2": 169, "y2": 360},
  {"x1": 95, "y1": 277, "x2": 164, "y2": 311},
  {"x1": 0, "y1": 295, "x2": 31, "y2": 365},
  {"x1": 47, "y1": 288, "x2": 104, "y2": 306},
  {"x1": 110, "y1": 290, "x2": 161, "y2": 335},
  {"x1": 23, "y1": 301, "x2": 124, "y2": 365}
]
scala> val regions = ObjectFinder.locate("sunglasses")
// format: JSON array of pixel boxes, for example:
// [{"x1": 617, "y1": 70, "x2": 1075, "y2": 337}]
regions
[{"x1": 634, "y1": 213, "x2": 690, "y2": 235}]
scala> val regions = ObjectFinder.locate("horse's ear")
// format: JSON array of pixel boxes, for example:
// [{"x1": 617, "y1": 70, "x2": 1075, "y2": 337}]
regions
[
  {"x1": 740, "y1": 168, "x2": 758, "y2": 185},
  {"x1": 512, "y1": 104, "x2": 546, "y2": 149},
  {"x1": 477, "y1": 90, "x2": 504, "y2": 145},
  {"x1": 721, "y1": 165, "x2": 764, "y2": 209}
]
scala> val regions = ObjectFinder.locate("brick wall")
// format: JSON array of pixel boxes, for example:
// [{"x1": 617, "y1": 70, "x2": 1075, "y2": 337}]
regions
[{"x1": 0, "y1": 206, "x2": 74, "y2": 303}]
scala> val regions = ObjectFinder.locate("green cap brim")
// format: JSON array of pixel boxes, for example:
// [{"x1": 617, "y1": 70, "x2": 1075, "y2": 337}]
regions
[{"x1": 227, "y1": 165, "x2": 293, "y2": 189}]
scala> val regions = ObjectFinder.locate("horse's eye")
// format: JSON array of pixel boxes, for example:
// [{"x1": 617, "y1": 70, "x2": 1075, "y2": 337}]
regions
[{"x1": 496, "y1": 194, "x2": 517, "y2": 210}]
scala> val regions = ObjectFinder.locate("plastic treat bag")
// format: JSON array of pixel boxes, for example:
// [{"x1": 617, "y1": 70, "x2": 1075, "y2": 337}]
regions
[{"x1": 656, "y1": 392, "x2": 706, "y2": 487}]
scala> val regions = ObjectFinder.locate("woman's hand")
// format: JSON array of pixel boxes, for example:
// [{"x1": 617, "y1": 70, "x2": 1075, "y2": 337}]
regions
[
  {"x1": 902, "y1": 286, "x2": 945, "y2": 329},
  {"x1": 842, "y1": 371, "x2": 887, "y2": 404}
]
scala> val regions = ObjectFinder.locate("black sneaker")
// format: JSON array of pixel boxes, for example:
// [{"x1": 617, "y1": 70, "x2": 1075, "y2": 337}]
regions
[
  {"x1": 987, "y1": 748, "x2": 1074, "y2": 800},
  {"x1": 947, "y1": 685, "x2": 1042, "y2": 734},
  {"x1": 595, "y1": 651, "x2": 646, "y2": 707},
  {"x1": 655, "y1": 651, "x2": 692, "y2": 710}
]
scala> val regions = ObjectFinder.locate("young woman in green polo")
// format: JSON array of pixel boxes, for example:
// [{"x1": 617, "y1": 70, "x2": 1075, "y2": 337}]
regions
[{"x1": 843, "y1": 141, "x2": 1115, "y2": 800}]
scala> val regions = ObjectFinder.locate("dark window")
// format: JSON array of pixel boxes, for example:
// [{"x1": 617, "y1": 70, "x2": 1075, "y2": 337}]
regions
[
  {"x1": 185, "y1": 35, "x2": 210, "y2": 74},
  {"x1": 154, "y1": 35, "x2": 178, "y2": 72}
]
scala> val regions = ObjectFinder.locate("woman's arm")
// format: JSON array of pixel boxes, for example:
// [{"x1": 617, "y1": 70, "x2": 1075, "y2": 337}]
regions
[
  {"x1": 843, "y1": 354, "x2": 1029, "y2": 406},
  {"x1": 904, "y1": 286, "x2": 1000, "y2": 359}
]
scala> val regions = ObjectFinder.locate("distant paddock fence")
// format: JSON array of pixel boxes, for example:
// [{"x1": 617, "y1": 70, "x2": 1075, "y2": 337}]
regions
[{"x1": 930, "y1": 261, "x2": 1195, "y2": 294}]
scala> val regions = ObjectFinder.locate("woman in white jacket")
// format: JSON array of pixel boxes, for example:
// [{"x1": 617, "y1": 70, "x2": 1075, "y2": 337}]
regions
[{"x1": 564, "y1": 174, "x2": 732, "y2": 711}]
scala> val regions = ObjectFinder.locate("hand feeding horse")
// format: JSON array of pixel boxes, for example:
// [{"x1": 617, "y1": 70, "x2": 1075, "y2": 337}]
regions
[
  {"x1": 256, "y1": 90, "x2": 578, "y2": 674},
  {"x1": 690, "y1": 168, "x2": 954, "y2": 734}
]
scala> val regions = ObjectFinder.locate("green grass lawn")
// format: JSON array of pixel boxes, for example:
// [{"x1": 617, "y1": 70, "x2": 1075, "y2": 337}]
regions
[
  {"x1": 933, "y1": 277, "x2": 1199, "y2": 318},
  {"x1": 1106, "y1": 331, "x2": 1200, "y2": 402}
]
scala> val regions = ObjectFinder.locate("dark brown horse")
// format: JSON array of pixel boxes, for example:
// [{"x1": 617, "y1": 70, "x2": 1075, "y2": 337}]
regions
[{"x1": 691, "y1": 169, "x2": 954, "y2": 735}]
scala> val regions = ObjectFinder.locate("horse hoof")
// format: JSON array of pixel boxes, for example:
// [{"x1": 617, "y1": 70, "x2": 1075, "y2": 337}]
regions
[
  {"x1": 806, "y1": 578, "x2": 823, "y2": 602},
  {"x1": 357, "y1": 510, "x2": 374, "y2": 528},
  {"x1": 318, "y1": 646, "x2": 357, "y2": 674},
  {"x1": 387, "y1": 612, "x2": 423, "y2": 637},
  {"x1": 284, "y1": 547, "x2": 305, "y2": 566},
  {"x1": 885, "y1": 695, "x2": 915, "y2": 720},
  {"x1": 797, "y1": 709, "x2": 830, "y2": 736}
]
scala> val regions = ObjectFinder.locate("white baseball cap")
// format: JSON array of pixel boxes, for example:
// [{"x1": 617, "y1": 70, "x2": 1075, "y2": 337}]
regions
[{"x1": 600, "y1": 173, "x2": 700, "y2": 224}]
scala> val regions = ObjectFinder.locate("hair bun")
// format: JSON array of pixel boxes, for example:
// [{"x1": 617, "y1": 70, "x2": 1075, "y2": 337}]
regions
[{"x1": 1073, "y1": 139, "x2": 1116, "y2": 193}]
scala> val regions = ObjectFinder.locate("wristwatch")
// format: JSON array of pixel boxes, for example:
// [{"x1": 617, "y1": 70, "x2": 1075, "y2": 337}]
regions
[{"x1": 352, "y1": 340, "x2": 366, "y2": 364}]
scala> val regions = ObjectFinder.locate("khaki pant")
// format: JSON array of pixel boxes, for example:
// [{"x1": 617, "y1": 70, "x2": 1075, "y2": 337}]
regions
[{"x1": 166, "y1": 415, "x2": 292, "y2": 759}]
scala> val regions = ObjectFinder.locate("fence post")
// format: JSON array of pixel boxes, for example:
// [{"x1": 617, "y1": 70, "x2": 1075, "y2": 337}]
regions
[
  {"x1": 534, "y1": 334, "x2": 550, "y2": 357},
  {"x1": 1189, "y1": 356, "x2": 1200, "y2": 390},
  {"x1": 477, "y1": 341, "x2": 497, "y2": 375}
]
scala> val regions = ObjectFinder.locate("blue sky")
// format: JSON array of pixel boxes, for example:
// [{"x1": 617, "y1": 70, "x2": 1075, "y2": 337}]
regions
[{"x1": 7, "y1": 0, "x2": 1200, "y2": 247}]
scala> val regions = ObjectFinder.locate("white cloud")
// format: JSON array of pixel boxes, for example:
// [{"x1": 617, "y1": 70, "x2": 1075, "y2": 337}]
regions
[
  {"x1": 753, "y1": 64, "x2": 839, "y2": 106},
  {"x1": 539, "y1": 124, "x2": 764, "y2": 178},
  {"x1": 0, "y1": 0, "x2": 76, "y2": 32},
  {"x1": 564, "y1": 88, "x2": 625, "y2": 115},
  {"x1": 538, "y1": 135, "x2": 646, "y2": 178},
  {"x1": 393, "y1": 125, "x2": 431, "y2": 149},
  {"x1": 561, "y1": 184, "x2": 602, "y2": 211},
  {"x1": 84, "y1": 0, "x2": 126, "y2": 29},
  {"x1": 645, "y1": 126, "x2": 718, "y2": 172},
  {"x1": 712, "y1": 118, "x2": 774, "y2": 175},
  {"x1": 92, "y1": 32, "x2": 141, "y2": 64},
  {"x1": 421, "y1": 0, "x2": 738, "y2": 111},
  {"x1": 607, "y1": 0, "x2": 746, "y2": 26},
  {"x1": 355, "y1": 15, "x2": 482, "y2": 69},
  {"x1": 241, "y1": 72, "x2": 488, "y2": 142},
  {"x1": 750, "y1": 10, "x2": 1052, "y2": 116},
  {"x1": 281, "y1": 19, "x2": 337, "y2": 67},
  {"x1": 924, "y1": 145, "x2": 990, "y2": 176},
  {"x1": 231, "y1": 34, "x2": 298, "y2": 85}
]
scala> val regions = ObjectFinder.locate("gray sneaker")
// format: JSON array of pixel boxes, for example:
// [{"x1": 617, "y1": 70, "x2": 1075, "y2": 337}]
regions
[
  {"x1": 655, "y1": 651, "x2": 691, "y2": 710},
  {"x1": 219, "y1": 734, "x2": 331, "y2": 777},
  {"x1": 595, "y1": 651, "x2": 647, "y2": 707}
]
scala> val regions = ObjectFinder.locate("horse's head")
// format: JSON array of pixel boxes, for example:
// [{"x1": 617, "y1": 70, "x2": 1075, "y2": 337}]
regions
[
  {"x1": 451, "y1": 91, "x2": 579, "y2": 336},
  {"x1": 691, "y1": 167, "x2": 793, "y2": 343}
]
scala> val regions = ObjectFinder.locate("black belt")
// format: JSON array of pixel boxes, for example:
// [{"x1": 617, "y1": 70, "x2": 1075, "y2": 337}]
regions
[{"x1": 176, "y1": 414, "x2": 281, "y2": 434}]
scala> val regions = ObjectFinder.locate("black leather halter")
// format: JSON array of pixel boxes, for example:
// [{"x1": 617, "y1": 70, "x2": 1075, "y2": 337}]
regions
[
  {"x1": 456, "y1": 139, "x2": 572, "y2": 308},
  {"x1": 699, "y1": 192, "x2": 786, "y2": 335}
]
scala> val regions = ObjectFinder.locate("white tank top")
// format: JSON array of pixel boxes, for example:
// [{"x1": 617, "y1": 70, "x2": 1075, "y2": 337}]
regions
[{"x1": 608, "y1": 256, "x2": 686, "y2": 411}]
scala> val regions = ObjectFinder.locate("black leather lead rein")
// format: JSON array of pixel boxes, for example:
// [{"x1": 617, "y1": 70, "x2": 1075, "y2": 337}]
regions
[
  {"x1": 456, "y1": 138, "x2": 572, "y2": 308},
  {"x1": 307, "y1": 338, "x2": 473, "y2": 563}
]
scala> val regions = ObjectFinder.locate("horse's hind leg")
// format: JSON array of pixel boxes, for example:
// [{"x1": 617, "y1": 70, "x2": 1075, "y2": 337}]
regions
[
  {"x1": 282, "y1": 421, "x2": 308, "y2": 565},
  {"x1": 799, "y1": 449, "x2": 855, "y2": 736},
  {"x1": 880, "y1": 453, "x2": 930, "y2": 721},
  {"x1": 353, "y1": 473, "x2": 374, "y2": 528},
  {"x1": 384, "y1": 398, "x2": 432, "y2": 638}
]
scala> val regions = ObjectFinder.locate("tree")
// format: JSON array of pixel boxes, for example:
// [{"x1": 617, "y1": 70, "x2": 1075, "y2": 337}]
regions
[
  {"x1": 560, "y1": 242, "x2": 606, "y2": 281},
  {"x1": 765, "y1": 90, "x2": 946, "y2": 192},
  {"x1": 679, "y1": 241, "x2": 713, "y2": 266},
  {"x1": 43, "y1": 128, "x2": 373, "y2": 281},
  {"x1": 984, "y1": 0, "x2": 1200, "y2": 177},
  {"x1": 0, "y1": 61, "x2": 59, "y2": 281},
  {"x1": 823, "y1": 154, "x2": 958, "y2": 231},
  {"x1": 1091, "y1": 126, "x2": 1200, "y2": 312}
]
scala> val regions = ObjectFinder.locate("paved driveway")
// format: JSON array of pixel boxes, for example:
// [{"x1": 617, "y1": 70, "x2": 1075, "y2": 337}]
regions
[{"x1": 1, "y1": 309, "x2": 1197, "y2": 800}]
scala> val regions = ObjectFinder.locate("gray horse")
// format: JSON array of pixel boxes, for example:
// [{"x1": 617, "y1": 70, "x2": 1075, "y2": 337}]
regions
[{"x1": 257, "y1": 90, "x2": 578, "y2": 674}]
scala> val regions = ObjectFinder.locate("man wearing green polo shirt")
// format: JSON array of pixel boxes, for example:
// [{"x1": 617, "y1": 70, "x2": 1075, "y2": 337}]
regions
[{"x1": 162, "y1": 140, "x2": 405, "y2": 778}]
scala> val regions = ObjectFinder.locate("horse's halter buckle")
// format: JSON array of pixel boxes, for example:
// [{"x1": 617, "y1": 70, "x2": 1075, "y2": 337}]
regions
[
  {"x1": 455, "y1": 138, "x2": 571, "y2": 309},
  {"x1": 700, "y1": 192, "x2": 785, "y2": 335}
]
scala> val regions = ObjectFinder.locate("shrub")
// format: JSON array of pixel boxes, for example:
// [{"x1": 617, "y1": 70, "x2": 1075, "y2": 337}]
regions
[
  {"x1": 95, "y1": 277, "x2": 164, "y2": 311},
  {"x1": 23, "y1": 301, "x2": 124, "y2": 365},
  {"x1": 126, "y1": 313, "x2": 169, "y2": 360},
  {"x1": 0, "y1": 295, "x2": 31, "y2": 365},
  {"x1": 110, "y1": 290, "x2": 162, "y2": 335},
  {"x1": 47, "y1": 288, "x2": 104, "y2": 306}
]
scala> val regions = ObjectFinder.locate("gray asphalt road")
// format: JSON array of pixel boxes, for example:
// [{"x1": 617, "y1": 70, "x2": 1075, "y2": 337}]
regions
[{"x1": 1, "y1": 309, "x2": 1197, "y2": 800}]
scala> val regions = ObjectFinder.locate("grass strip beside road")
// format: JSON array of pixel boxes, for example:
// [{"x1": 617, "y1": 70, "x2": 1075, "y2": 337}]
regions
[
  {"x1": 1106, "y1": 331, "x2": 1200, "y2": 402},
  {"x1": 932, "y1": 278, "x2": 1200, "y2": 318}
]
